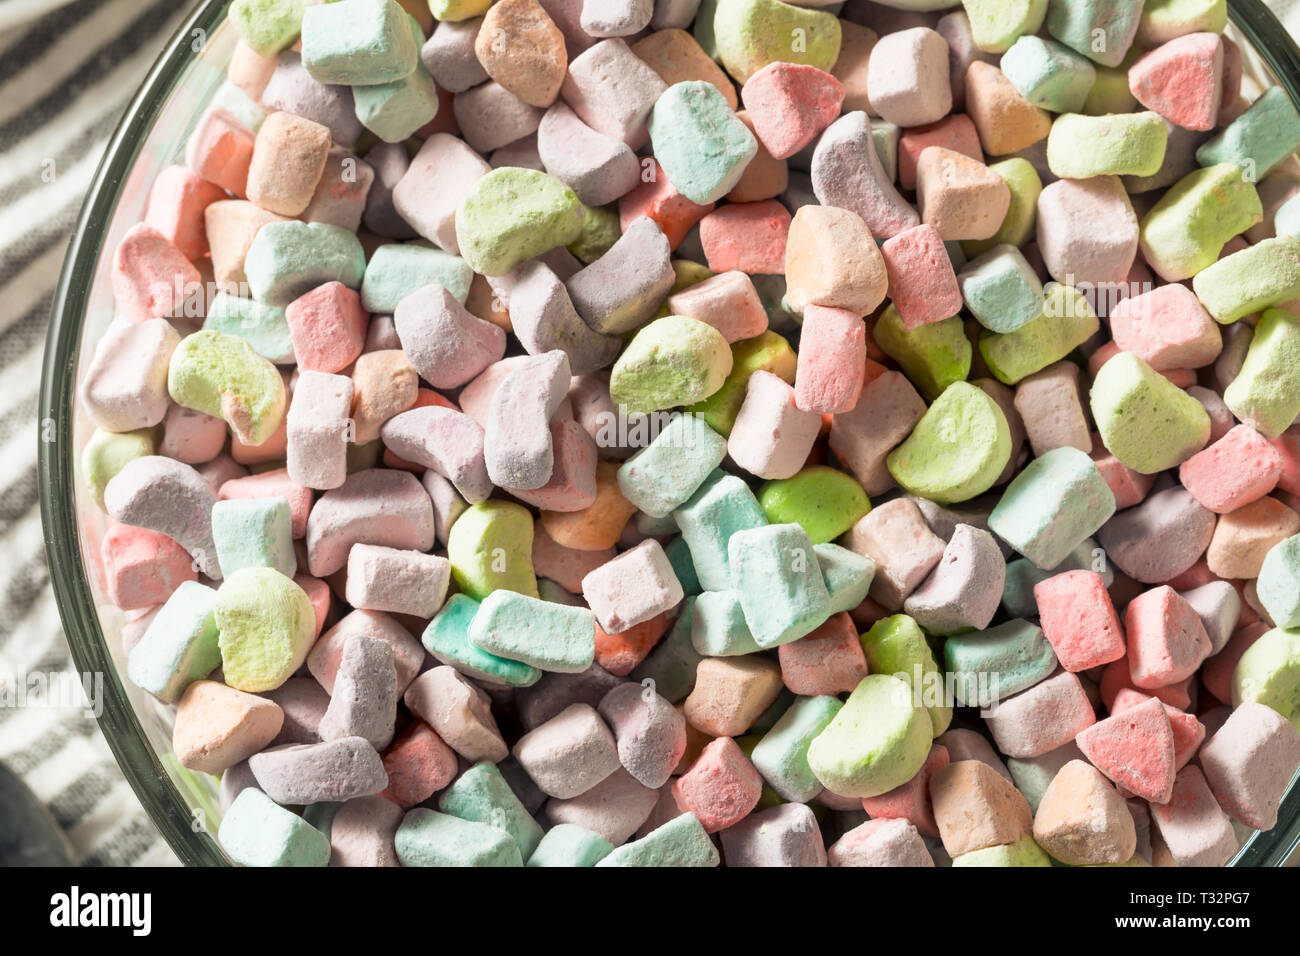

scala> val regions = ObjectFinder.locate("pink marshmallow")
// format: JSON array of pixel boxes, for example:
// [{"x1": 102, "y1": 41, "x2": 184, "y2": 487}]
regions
[
  {"x1": 728, "y1": 370, "x2": 822, "y2": 480},
  {"x1": 581, "y1": 538, "x2": 684, "y2": 634},
  {"x1": 794, "y1": 305, "x2": 869, "y2": 415}
]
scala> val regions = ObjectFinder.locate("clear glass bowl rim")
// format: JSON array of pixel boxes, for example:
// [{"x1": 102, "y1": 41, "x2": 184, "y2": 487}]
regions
[{"x1": 37, "y1": 0, "x2": 1300, "y2": 866}]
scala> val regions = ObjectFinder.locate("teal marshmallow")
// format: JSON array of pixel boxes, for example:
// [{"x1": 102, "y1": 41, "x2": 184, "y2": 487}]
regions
[
  {"x1": 360, "y1": 243, "x2": 473, "y2": 313},
  {"x1": 211, "y1": 497, "x2": 296, "y2": 578},
  {"x1": 526, "y1": 824, "x2": 613, "y2": 867},
  {"x1": 468, "y1": 590, "x2": 596, "y2": 673},
  {"x1": 204, "y1": 291, "x2": 294, "y2": 364},
  {"x1": 959, "y1": 244, "x2": 1045, "y2": 333},
  {"x1": 729, "y1": 522, "x2": 832, "y2": 648},
  {"x1": 1223, "y1": 308, "x2": 1300, "y2": 438},
  {"x1": 988, "y1": 446, "x2": 1117, "y2": 570},
  {"x1": 1000, "y1": 36, "x2": 1097, "y2": 113},
  {"x1": 943, "y1": 619, "x2": 1058, "y2": 707},
  {"x1": 353, "y1": 62, "x2": 440, "y2": 143},
  {"x1": 595, "y1": 812, "x2": 720, "y2": 867},
  {"x1": 630, "y1": 597, "x2": 703, "y2": 704},
  {"x1": 647, "y1": 81, "x2": 758, "y2": 204},
  {"x1": 229, "y1": 0, "x2": 305, "y2": 57},
  {"x1": 1257, "y1": 534, "x2": 1300, "y2": 629},
  {"x1": 301, "y1": 0, "x2": 418, "y2": 86},
  {"x1": 245, "y1": 220, "x2": 366, "y2": 306},
  {"x1": 750, "y1": 694, "x2": 843, "y2": 802},
  {"x1": 673, "y1": 470, "x2": 768, "y2": 592},
  {"x1": 872, "y1": 119, "x2": 900, "y2": 185},
  {"x1": 616, "y1": 413, "x2": 728, "y2": 518},
  {"x1": 422, "y1": 594, "x2": 542, "y2": 688},
  {"x1": 690, "y1": 590, "x2": 762, "y2": 657},
  {"x1": 1045, "y1": 0, "x2": 1143, "y2": 67},
  {"x1": 455, "y1": 167, "x2": 584, "y2": 277},
  {"x1": 301, "y1": 801, "x2": 339, "y2": 839},
  {"x1": 664, "y1": 536, "x2": 702, "y2": 597},
  {"x1": 1197, "y1": 87, "x2": 1300, "y2": 181},
  {"x1": 125, "y1": 581, "x2": 220, "y2": 703},
  {"x1": 394, "y1": 808, "x2": 523, "y2": 866},
  {"x1": 814, "y1": 542, "x2": 876, "y2": 615},
  {"x1": 437, "y1": 761, "x2": 544, "y2": 860},
  {"x1": 218, "y1": 788, "x2": 330, "y2": 866},
  {"x1": 1192, "y1": 236, "x2": 1300, "y2": 325},
  {"x1": 1001, "y1": 537, "x2": 1112, "y2": 617}
]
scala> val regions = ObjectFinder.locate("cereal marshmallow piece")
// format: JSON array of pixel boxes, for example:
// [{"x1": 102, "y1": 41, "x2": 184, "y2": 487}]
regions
[
  {"x1": 394, "y1": 284, "x2": 505, "y2": 389},
  {"x1": 720, "y1": 803, "x2": 826, "y2": 867},
  {"x1": 1046, "y1": 111, "x2": 1167, "y2": 180},
  {"x1": 683, "y1": 655, "x2": 783, "y2": 737},
  {"x1": 616, "y1": 413, "x2": 727, "y2": 518},
  {"x1": 345, "y1": 544, "x2": 450, "y2": 619},
  {"x1": 79, "y1": 319, "x2": 179, "y2": 434},
  {"x1": 445, "y1": 500, "x2": 538, "y2": 597},
  {"x1": 1090, "y1": 351, "x2": 1210, "y2": 474},
  {"x1": 126, "y1": 582, "x2": 219, "y2": 703},
  {"x1": 811, "y1": 111, "x2": 919, "y2": 239},
  {"x1": 110, "y1": 222, "x2": 202, "y2": 325},
  {"x1": 712, "y1": 0, "x2": 841, "y2": 84},
  {"x1": 1200, "y1": 701, "x2": 1300, "y2": 830},
  {"x1": 455, "y1": 168, "x2": 583, "y2": 277},
  {"x1": 671, "y1": 735, "x2": 762, "y2": 832},
  {"x1": 104, "y1": 456, "x2": 220, "y2": 578},
  {"x1": 311, "y1": 609, "x2": 424, "y2": 696},
  {"x1": 1179, "y1": 424, "x2": 1283, "y2": 514},
  {"x1": 1128, "y1": 32, "x2": 1223, "y2": 131},
  {"x1": 538, "y1": 102, "x2": 641, "y2": 208},
  {"x1": 353, "y1": 61, "x2": 441, "y2": 144},
  {"x1": 440, "y1": 761, "x2": 545, "y2": 860},
  {"x1": 598, "y1": 683, "x2": 687, "y2": 789},
  {"x1": 740, "y1": 62, "x2": 843, "y2": 160},
  {"x1": 453, "y1": 80, "x2": 545, "y2": 154},
  {"x1": 317, "y1": 633, "x2": 399, "y2": 750},
  {"x1": 392, "y1": 134, "x2": 491, "y2": 255},
  {"x1": 381, "y1": 406, "x2": 491, "y2": 504},
  {"x1": 808, "y1": 674, "x2": 935, "y2": 798},
  {"x1": 1037, "y1": 175, "x2": 1139, "y2": 289},
  {"x1": 872, "y1": 307, "x2": 971, "y2": 402},
  {"x1": 305, "y1": 468, "x2": 435, "y2": 577},
  {"x1": 203, "y1": 293, "x2": 293, "y2": 364},
  {"x1": 211, "y1": 497, "x2": 296, "y2": 579},
  {"x1": 286, "y1": 369, "x2": 352, "y2": 490},
  {"x1": 102, "y1": 521, "x2": 197, "y2": 611},
  {"x1": 751, "y1": 695, "x2": 842, "y2": 802},
  {"x1": 1077, "y1": 697, "x2": 1175, "y2": 803},
  {"x1": 244, "y1": 220, "x2": 367, "y2": 306},
  {"x1": 1046, "y1": 0, "x2": 1143, "y2": 67},
  {"x1": 729, "y1": 522, "x2": 832, "y2": 648},
  {"x1": 686, "y1": 330, "x2": 796, "y2": 435},
  {"x1": 1149, "y1": 766, "x2": 1239, "y2": 866},
  {"x1": 903, "y1": 524, "x2": 1005, "y2": 635},
  {"x1": 666, "y1": 271, "x2": 768, "y2": 344},
  {"x1": 509, "y1": 261, "x2": 623, "y2": 373},
  {"x1": 1257, "y1": 534, "x2": 1300, "y2": 630},
  {"x1": 527, "y1": 823, "x2": 614, "y2": 867},
  {"x1": 404, "y1": 666, "x2": 509, "y2": 763},
  {"x1": 1193, "y1": 237, "x2": 1300, "y2": 326},
  {"x1": 728, "y1": 370, "x2": 821, "y2": 480},
  {"x1": 1222, "y1": 308, "x2": 1300, "y2": 438},
  {"x1": 887, "y1": 381, "x2": 1012, "y2": 505},
  {"x1": 423, "y1": 594, "x2": 542, "y2": 688},
  {"x1": 214, "y1": 567, "x2": 316, "y2": 693},
  {"x1": 984, "y1": 670, "x2": 1095, "y2": 758},
  {"x1": 647, "y1": 81, "x2": 757, "y2": 205},
  {"x1": 475, "y1": 0, "x2": 568, "y2": 109},
  {"x1": 943, "y1": 619, "x2": 1058, "y2": 707},
  {"x1": 395, "y1": 808, "x2": 523, "y2": 866},
  {"x1": 916, "y1": 147, "x2": 1010, "y2": 242},
  {"x1": 829, "y1": 817, "x2": 936, "y2": 867},
  {"x1": 562, "y1": 38, "x2": 667, "y2": 148},
  {"x1": 673, "y1": 471, "x2": 767, "y2": 591},
  {"x1": 1033, "y1": 570, "x2": 1125, "y2": 672},
  {"x1": 633, "y1": 28, "x2": 736, "y2": 109},
  {"x1": 1000, "y1": 36, "x2": 1096, "y2": 113},
  {"x1": 1232, "y1": 626, "x2": 1300, "y2": 730},
  {"x1": 1032, "y1": 760, "x2": 1136, "y2": 865},
  {"x1": 964, "y1": 61, "x2": 1051, "y2": 156},
  {"x1": 595, "y1": 811, "x2": 719, "y2": 866},
  {"x1": 867, "y1": 27, "x2": 952, "y2": 128},
  {"x1": 962, "y1": 0, "x2": 1047, "y2": 55},
  {"x1": 1197, "y1": 87, "x2": 1300, "y2": 180},
  {"x1": 879, "y1": 225, "x2": 963, "y2": 330},
  {"x1": 512, "y1": 703, "x2": 620, "y2": 799},
  {"x1": 1138, "y1": 163, "x2": 1262, "y2": 281},
  {"x1": 172, "y1": 679, "x2": 284, "y2": 776},
  {"x1": 362, "y1": 244, "x2": 473, "y2": 314},
  {"x1": 1108, "y1": 283, "x2": 1221, "y2": 371},
  {"x1": 610, "y1": 316, "x2": 733, "y2": 415},
  {"x1": 929, "y1": 758, "x2": 1033, "y2": 857},
  {"x1": 958, "y1": 245, "x2": 1043, "y2": 334},
  {"x1": 581, "y1": 539, "x2": 684, "y2": 634},
  {"x1": 567, "y1": 215, "x2": 675, "y2": 335},
  {"x1": 470, "y1": 590, "x2": 596, "y2": 673},
  {"x1": 145, "y1": 165, "x2": 227, "y2": 262},
  {"x1": 219, "y1": 788, "x2": 330, "y2": 867},
  {"x1": 793, "y1": 306, "x2": 868, "y2": 415},
  {"x1": 963, "y1": 157, "x2": 1041, "y2": 258},
  {"x1": 483, "y1": 349, "x2": 570, "y2": 489},
  {"x1": 860, "y1": 614, "x2": 952, "y2": 735},
  {"x1": 1097, "y1": 486, "x2": 1215, "y2": 583},
  {"x1": 898, "y1": 115, "x2": 983, "y2": 193},
  {"x1": 698, "y1": 200, "x2": 791, "y2": 275},
  {"x1": 245, "y1": 111, "x2": 331, "y2": 217},
  {"x1": 301, "y1": 0, "x2": 418, "y2": 86},
  {"x1": 759, "y1": 465, "x2": 871, "y2": 545},
  {"x1": 842, "y1": 498, "x2": 945, "y2": 610},
  {"x1": 784, "y1": 205, "x2": 887, "y2": 316}
]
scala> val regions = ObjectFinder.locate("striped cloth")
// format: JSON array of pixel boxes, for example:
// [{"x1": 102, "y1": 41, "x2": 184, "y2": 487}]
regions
[{"x1": 4, "y1": 0, "x2": 1300, "y2": 868}]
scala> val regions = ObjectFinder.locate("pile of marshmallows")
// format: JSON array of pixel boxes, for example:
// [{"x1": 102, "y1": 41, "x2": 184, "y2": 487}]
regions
[{"x1": 81, "y1": 0, "x2": 1300, "y2": 867}]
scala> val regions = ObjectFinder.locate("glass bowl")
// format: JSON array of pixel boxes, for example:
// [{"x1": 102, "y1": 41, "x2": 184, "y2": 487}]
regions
[{"x1": 37, "y1": 0, "x2": 1300, "y2": 866}]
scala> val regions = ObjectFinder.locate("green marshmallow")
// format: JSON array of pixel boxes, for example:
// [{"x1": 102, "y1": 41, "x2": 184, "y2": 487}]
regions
[
  {"x1": 125, "y1": 582, "x2": 221, "y2": 703},
  {"x1": 988, "y1": 446, "x2": 1117, "y2": 570},
  {"x1": 1138, "y1": 163, "x2": 1263, "y2": 281},
  {"x1": 229, "y1": 0, "x2": 305, "y2": 57},
  {"x1": 631, "y1": 595, "x2": 704, "y2": 704},
  {"x1": 963, "y1": 0, "x2": 1047, "y2": 54},
  {"x1": 455, "y1": 167, "x2": 583, "y2": 277},
  {"x1": 211, "y1": 497, "x2": 296, "y2": 578},
  {"x1": 729, "y1": 522, "x2": 832, "y2": 647},
  {"x1": 674, "y1": 471, "x2": 768, "y2": 591},
  {"x1": 872, "y1": 119, "x2": 901, "y2": 185},
  {"x1": 438, "y1": 761, "x2": 544, "y2": 860},
  {"x1": 758, "y1": 465, "x2": 871, "y2": 544},
  {"x1": 245, "y1": 220, "x2": 366, "y2": 306},
  {"x1": 168, "y1": 330, "x2": 287, "y2": 447},
  {"x1": 962, "y1": 158, "x2": 1043, "y2": 259},
  {"x1": 527, "y1": 824, "x2": 614, "y2": 867},
  {"x1": 685, "y1": 330, "x2": 797, "y2": 435},
  {"x1": 446, "y1": 501, "x2": 538, "y2": 599},
  {"x1": 1192, "y1": 236, "x2": 1300, "y2": 325},
  {"x1": 82, "y1": 427, "x2": 153, "y2": 510},
  {"x1": 468, "y1": 590, "x2": 596, "y2": 673},
  {"x1": 1223, "y1": 308, "x2": 1300, "y2": 438},
  {"x1": 860, "y1": 614, "x2": 952, "y2": 736},
  {"x1": 353, "y1": 61, "x2": 440, "y2": 143},
  {"x1": 567, "y1": 203, "x2": 622, "y2": 264},
  {"x1": 422, "y1": 594, "x2": 542, "y2": 687},
  {"x1": 610, "y1": 316, "x2": 733, "y2": 414},
  {"x1": 1045, "y1": 0, "x2": 1143, "y2": 67},
  {"x1": 616, "y1": 413, "x2": 728, "y2": 518},
  {"x1": 648, "y1": 81, "x2": 758, "y2": 204},
  {"x1": 690, "y1": 590, "x2": 763, "y2": 656},
  {"x1": 360, "y1": 242, "x2": 472, "y2": 313},
  {"x1": 301, "y1": 0, "x2": 419, "y2": 86},
  {"x1": 1090, "y1": 351, "x2": 1211, "y2": 473},
  {"x1": 887, "y1": 381, "x2": 1012, "y2": 505},
  {"x1": 1000, "y1": 37, "x2": 1096, "y2": 113},
  {"x1": 979, "y1": 283, "x2": 1099, "y2": 385},
  {"x1": 952, "y1": 833, "x2": 1053, "y2": 867},
  {"x1": 815, "y1": 542, "x2": 877, "y2": 615},
  {"x1": 395, "y1": 808, "x2": 523, "y2": 867},
  {"x1": 596, "y1": 812, "x2": 720, "y2": 867},
  {"x1": 429, "y1": 0, "x2": 492, "y2": 21},
  {"x1": 751, "y1": 695, "x2": 843, "y2": 802},
  {"x1": 218, "y1": 788, "x2": 330, "y2": 867},
  {"x1": 958, "y1": 245, "x2": 1044, "y2": 333},
  {"x1": 944, "y1": 619, "x2": 1058, "y2": 707},
  {"x1": 712, "y1": 0, "x2": 842, "y2": 83},
  {"x1": 1233, "y1": 626, "x2": 1300, "y2": 730},
  {"x1": 1139, "y1": 0, "x2": 1227, "y2": 45},
  {"x1": 1256, "y1": 534, "x2": 1300, "y2": 630},
  {"x1": 807, "y1": 674, "x2": 934, "y2": 798},
  {"x1": 1197, "y1": 87, "x2": 1300, "y2": 181},
  {"x1": 873, "y1": 306, "x2": 971, "y2": 402},
  {"x1": 204, "y1": 292, "x2": 293, "y2": 364},
  {"x1": 1047, "y1": 111, "x2": 1167, "y2": 179},
  {"x1": 214, "y1": 567, "x2": 316, "y2": 693}
]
